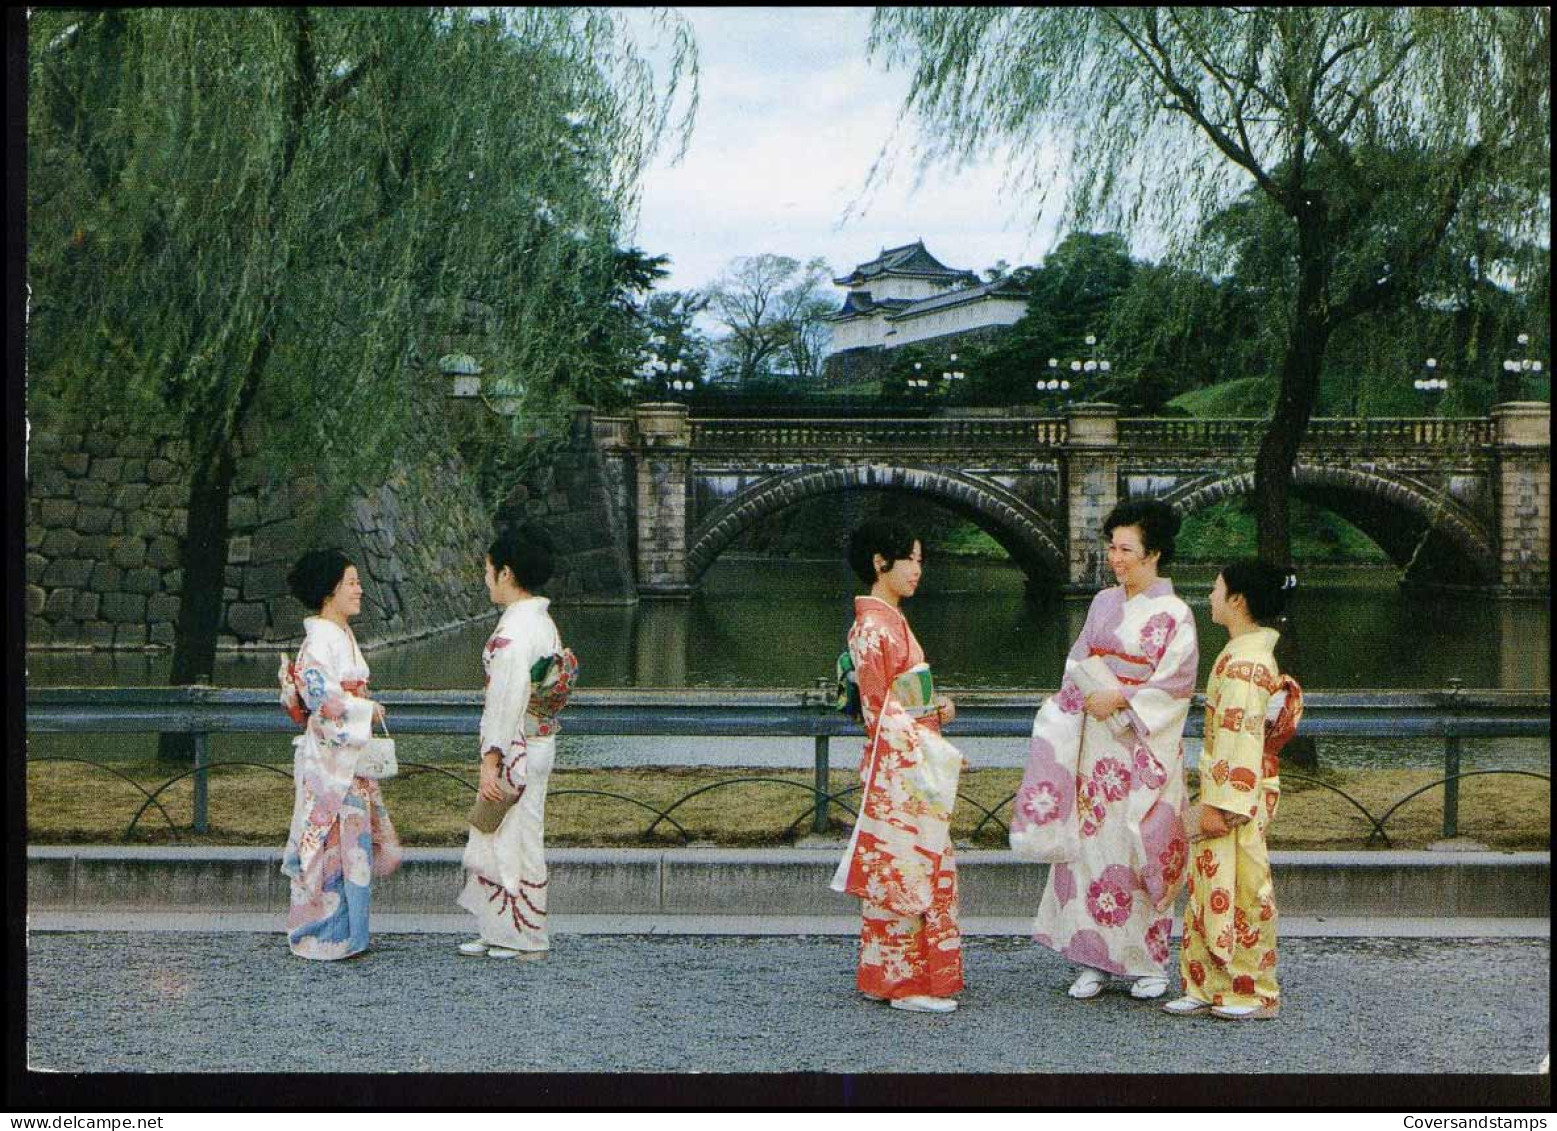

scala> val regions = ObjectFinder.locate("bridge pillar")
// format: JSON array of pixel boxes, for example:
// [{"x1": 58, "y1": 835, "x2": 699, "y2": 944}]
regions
[
  {"x1": 1062, "y1": 403, "x2": 1120, "y2": 593},
  {"x1": 1492, "y1": 402, "x2": 1550, "y2": 595},
  {"x1": 631, "y1": 403, "x2": 694, "y2": 598}
]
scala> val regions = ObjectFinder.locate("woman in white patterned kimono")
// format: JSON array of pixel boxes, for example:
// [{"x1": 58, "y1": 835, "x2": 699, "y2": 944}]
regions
[
  {"x1": 457, "y1": 525, "x2": 575, "y2": 960},
  {"x1": 1010, "y1": 500, "x2": 1198, "y2": 1001},
  {"x1": 279, "y1": 549, "x2": 402, "y2": 961}
]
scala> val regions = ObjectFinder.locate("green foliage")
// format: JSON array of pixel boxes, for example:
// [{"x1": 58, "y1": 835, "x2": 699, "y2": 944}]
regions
[
  {"x1": 871, "y1": 7, "x2": 1549, "y2": 559},
  {"x1": 28, "y1": 8, "x2": 698, "y2": 475},
  {"x1": 1168, "y1": 378, "x2": 1276, "y2": 418},
  {"x1": 1177, "y1": 499, "x2": 1389, "y2": 564}
]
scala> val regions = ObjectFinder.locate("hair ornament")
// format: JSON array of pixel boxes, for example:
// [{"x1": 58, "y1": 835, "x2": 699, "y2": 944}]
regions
[{"x1": 1282, "y1": 571, "x2": 1298, "y2": 591}]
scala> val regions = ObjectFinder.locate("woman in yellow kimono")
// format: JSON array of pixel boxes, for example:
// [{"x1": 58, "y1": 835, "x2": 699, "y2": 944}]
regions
[{"x1": 1164, "y1": 558, "x2": 1303, "y2": 1021}]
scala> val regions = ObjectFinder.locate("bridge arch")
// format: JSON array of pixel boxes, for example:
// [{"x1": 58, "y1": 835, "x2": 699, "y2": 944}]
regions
[
  {"x1": 1165, "y1": 463, "x2": 1498, "y2": 584},
  {"x1": 685, "y1": 464, "x2": 1068, "y2": 585}
]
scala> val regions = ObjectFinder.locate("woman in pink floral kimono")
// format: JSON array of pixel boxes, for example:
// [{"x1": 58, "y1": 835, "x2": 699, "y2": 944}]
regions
[
  {"x1": 1010, "y1": 500, "x2": 1197, "y2": 1001},
  {"x1": 279, "y1": 549, "x2": 402, "y2": 960},
  {"x1": 831, "y1": 519, "x2": 965, "y2": 1014}
]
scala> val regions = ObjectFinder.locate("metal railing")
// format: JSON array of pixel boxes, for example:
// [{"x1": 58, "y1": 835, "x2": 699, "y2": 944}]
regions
[{"x1": 26, "y1": 685, "x2": 1549, "y2": 845}]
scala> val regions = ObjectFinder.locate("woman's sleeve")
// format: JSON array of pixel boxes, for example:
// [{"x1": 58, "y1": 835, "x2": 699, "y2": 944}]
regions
[
  {"x1": 1120, "y1": 604, "x2": 1199, "y2": 738},
  {"x1": 1059, "y1": 592, "x2": 1104, "y2": 692},
  {"x1": 850, "y1": 617, "x2": 923, "y2": 764},
  {"x1": 298, "y1": 633, "x2": 374, "y2": 749},
  {"x1": 1200, "y1": 663, "x2": 1273, "y2": 815},
  {"x1": 479, "y1": 634, "x2": 533, "y2": 787}
]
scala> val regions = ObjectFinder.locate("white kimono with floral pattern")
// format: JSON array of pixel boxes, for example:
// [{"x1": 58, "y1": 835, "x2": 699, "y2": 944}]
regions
[
  {"x1": 280, "y1": 617, "x2": 401, "y2": 960},
  {"x1": 457, "y1": 596, "x2": 563, "y2": 952},
  {"x1": 1015, "y1": 579, "x2": 1198, "y2": 978}
]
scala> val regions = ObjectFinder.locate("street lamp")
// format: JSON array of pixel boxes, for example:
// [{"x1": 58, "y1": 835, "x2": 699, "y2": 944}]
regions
[
  {"x1": 905, "y1": 361, "x2": 932, "y2": 392},
  {"x1": 1502, "y1": 333, "x2": 1546, "y2": 395},
  {"x1": 1035, "y1": 357, "x2": 1073, "y2": 399},
  {"x1": 1413, "y1": 357, "x2": 1449, "y2": 396},
  {"x1": 1048, "y1": 335, "x2": 1110, "y2": 394},
  {"x1": 940, "y1": 353, "x2": 966, "y2": 391}
]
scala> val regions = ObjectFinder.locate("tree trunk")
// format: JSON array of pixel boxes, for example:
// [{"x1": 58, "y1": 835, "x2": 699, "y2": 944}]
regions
[
  {"x1": 157, "y1": 433, "x2": 239, "y2": 761},
  {"x1": 1254, "y1": 201, "x2": 1332, "y2": 770},
  {"x1": 1254, "y1": 202, "x2": 1331, "y2": 565}
]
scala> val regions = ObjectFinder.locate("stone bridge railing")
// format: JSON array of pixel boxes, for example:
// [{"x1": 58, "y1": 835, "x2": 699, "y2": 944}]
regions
[
  {"x1": 686, "y1": 416, "x2": 1068, "y2": 453},
  {"x1": 595, "y1": 413, "x2": 1499, "y2": 456}
]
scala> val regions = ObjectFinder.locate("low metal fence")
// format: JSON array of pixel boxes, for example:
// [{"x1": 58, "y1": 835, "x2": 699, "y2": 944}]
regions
[{"x1": 25, "y1": 685, "x2": 1550, "y2": 846}]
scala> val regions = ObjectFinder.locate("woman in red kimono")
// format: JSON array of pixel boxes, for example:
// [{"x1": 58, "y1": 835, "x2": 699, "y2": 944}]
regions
[{"x1": 830, "y1": 519, "x2": 964, "y2": 1013}]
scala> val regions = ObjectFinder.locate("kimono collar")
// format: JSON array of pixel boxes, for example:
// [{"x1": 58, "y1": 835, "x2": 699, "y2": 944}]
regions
[
  {"x1": 303, "y1": 615, "x2": 351, "y2": 644},
  {"x1": 1122, "y1": 577, "x2": 1174, "y2": 603},
  {"x1": 1227, "y1": 625, "x2": 1281, "y2": 656},
  {"x1": 499, "y1": 595, "x2": 550, "y2": 622},
  {"x1": 855, "y1": 594, "x2": 905, "y2": 621}
]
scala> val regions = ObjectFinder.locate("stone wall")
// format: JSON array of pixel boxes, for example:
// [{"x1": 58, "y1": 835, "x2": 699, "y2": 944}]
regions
[
  {"x1": 822, "y1": 324, "x2": 1022, "y2": 386},
  {"x1": 1493, "y1": 403, "x2": 1552, "y2": 595},
  {"x1": 493, "y1": 430, "x2": 637, "y2": 604},
  {"x1": 26, "y1": 414, "x2": 497, "y2": 651}
]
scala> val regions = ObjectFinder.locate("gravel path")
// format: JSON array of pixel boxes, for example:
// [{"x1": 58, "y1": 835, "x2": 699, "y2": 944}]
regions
[{"x1": 26, "y1": 932, "x2": 1549, "y2": 1074}]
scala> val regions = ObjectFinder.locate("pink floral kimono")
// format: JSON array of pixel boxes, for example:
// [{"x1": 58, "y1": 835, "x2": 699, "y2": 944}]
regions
[
  {"x1": 280, "y1": 617, "x2": 402, "y2": 960},
  {"x1": 1011, "y1": 578, "x2": 1198, "y2": 977},
  {"x1": 830, "y1": 596, "x2": 964, "y2": 1000}
]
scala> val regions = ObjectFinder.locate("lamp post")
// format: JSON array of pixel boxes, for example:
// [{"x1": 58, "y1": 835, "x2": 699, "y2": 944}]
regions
[
  {"x1": 1048, "y1": 334, "x2": 1110, "y2": 400},
  {"x1": 940, "y1": 352, "x2": 966, "y2": 399},
  {"x1": 905, "y1": 361, "x2": 933, "y2": 395},
  {"x1": 1502, "y1": 333, "x2": 1546, "y2": 400},
  {"x1": 1036, "y1": 357, "x2": 1073, "y2": 409},
  {"x1": 1413, "y1": 357, "x2": 1449, "y2": 402}
]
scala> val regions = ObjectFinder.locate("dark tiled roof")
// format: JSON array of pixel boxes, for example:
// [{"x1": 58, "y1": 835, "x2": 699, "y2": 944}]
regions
[
  {"x1": 885, "y1": 277, "x2": 1030, "y2": 320},
  {"x1": 833, "y1": 240, "x2": 979, "y2": 286},
  {"x1": 824, "y1": 291, "x2": 915, "y2": 321}
]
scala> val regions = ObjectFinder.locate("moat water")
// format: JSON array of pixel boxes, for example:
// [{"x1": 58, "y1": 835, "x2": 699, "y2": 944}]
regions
[{"x1": 26, "y1": 559, "x2": 1550, "y2": 770}]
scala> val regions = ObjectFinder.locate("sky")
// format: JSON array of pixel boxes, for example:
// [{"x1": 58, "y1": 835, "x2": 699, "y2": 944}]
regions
[{"x1": 627, "y1": 7, "x2": 1065, "y2": 299}]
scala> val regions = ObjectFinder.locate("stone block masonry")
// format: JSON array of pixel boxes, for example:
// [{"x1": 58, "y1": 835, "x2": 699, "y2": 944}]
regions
[
  {"x1": 27, "y1": 413, "x2": 496, "y2": 652},
  {"x1": 493, "y1": 414, "x2": 638, "y2": 604}
]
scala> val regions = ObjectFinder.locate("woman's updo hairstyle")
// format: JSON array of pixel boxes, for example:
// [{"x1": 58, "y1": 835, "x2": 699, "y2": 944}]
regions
[
  {"x1": 1101, "y1": 499, "x2": 1182, "y2": 568},
  {"x1": 287, "y1": 548, "x2": 353, "y2": 612},
  {"x1": 488, "y1": 522, "x2": 556, "y2": 591},
  {"x1": 1219, "y1": 558, "x2": 1296, "y2": 624},
  {"x1": 847, "y1": 518, "x2": 919, "y2": 588}
]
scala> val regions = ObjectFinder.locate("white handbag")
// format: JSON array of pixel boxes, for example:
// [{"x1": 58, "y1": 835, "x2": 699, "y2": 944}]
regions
[{"x1": 355, "y1": 715, "x2": 398, "y2": 780}]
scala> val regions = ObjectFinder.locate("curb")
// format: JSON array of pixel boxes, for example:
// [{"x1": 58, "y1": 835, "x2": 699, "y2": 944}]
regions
[{"x1": 26, "y1": 846, "x2": 1551, "y2": 918}]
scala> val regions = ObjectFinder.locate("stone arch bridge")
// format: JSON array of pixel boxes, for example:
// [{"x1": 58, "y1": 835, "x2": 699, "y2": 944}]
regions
[{"x1": 588, "y1": 402, "x2": 1549, "y2": 598}]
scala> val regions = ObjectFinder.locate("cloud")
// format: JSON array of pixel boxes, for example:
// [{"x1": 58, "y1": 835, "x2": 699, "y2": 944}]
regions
[{"x1": 630, "y1": 8, "x2": 1065, "y2": 295}]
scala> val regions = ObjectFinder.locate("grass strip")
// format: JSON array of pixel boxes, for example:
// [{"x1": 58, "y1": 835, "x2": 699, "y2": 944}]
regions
[{"x1": 25, "y1": 761, "x2": 1549, "y2": 850}]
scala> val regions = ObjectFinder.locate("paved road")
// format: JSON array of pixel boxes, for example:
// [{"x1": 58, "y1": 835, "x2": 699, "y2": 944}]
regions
[{"x1": 25, "y1": 930, "x2": 1549, "y2": 1075}]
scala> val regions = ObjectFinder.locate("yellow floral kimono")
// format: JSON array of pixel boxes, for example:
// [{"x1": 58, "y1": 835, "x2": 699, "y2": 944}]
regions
[{"x1": 1179, "y1": 626, "x2": 1300, "y2": 1010}]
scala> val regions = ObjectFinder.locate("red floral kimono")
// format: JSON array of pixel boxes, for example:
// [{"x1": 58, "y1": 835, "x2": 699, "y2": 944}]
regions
[{"x1": 830, "y1": 596, "x2": 964, "y2": 1000}]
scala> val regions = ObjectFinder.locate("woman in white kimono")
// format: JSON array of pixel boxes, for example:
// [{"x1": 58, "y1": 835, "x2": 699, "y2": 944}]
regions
[
  {"x1": 1010, "y1": 500, "x2": 1198, "y2": 1001},
  {"x1": 279, "y1": 548, "x2": 401, "y2": 960},
  {"x1": 457, "y1": 525, "x2": 575, "y2": 960}
]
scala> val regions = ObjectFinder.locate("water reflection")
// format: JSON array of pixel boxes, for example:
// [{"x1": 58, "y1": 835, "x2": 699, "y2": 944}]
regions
[
  {"x1": 24, "y1": 558, "x2": 1549, "y2": 691},
  {"x1": 26, "y1": 558, "x2": 1547, "y2": 772}
]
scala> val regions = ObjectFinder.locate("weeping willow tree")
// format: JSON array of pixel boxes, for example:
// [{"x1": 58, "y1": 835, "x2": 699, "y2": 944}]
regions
[
  {"x1": 869, "y1": 7, "x2": 1550, "y2": 562},
  {"x1": 27, "y1": 8, "x2": 695, "y2": 729}
]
